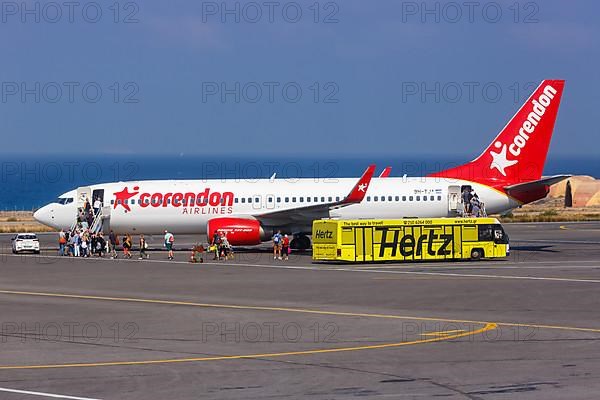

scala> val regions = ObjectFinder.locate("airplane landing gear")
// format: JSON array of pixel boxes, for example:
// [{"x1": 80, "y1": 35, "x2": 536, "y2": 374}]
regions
[{"x1": 290, "y1": 235, "x2": 311, "y2": 250}]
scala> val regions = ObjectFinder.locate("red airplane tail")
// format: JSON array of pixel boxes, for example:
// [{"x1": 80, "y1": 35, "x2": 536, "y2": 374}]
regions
[{"x1": 429, "y1": 79, "x2": 565, "y2": 190}]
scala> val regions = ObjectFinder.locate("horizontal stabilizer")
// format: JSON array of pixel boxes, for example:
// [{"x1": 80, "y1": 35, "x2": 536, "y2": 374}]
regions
[
  {"x1": 504, "y1": 174, "x2": 571, "y2": 204},
  {"x1": 504, "y1": 175, "x2": 571, "y2": 191}
]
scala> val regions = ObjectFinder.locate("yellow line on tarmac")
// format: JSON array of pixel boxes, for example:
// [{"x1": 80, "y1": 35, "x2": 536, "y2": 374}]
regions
[
  {"x1": 2, "y1": 290, "x2": 600, "y2": 334},
  {"x1": 560, "y1": 225, "x2": 569, "y2": 230},
  {"x1": 421, "y1": 330, "x2": 466, "y2": 336},
  {"x1": 0, "y1": 324, "x2": 495, "y2": 370}
]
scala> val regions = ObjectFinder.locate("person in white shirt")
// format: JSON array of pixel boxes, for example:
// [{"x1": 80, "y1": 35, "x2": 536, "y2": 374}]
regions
[{"x1": 93, "y1": 198, "x2": 102, "y2": 215}]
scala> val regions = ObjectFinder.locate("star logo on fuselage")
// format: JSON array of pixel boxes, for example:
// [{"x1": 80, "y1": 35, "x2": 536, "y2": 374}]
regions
[
  {"x1": 489, "y1": 141, "x2": 518, "y2": 177},
  {"x1": 113, "y1": 186, "x2": 140, "y2": 212}
]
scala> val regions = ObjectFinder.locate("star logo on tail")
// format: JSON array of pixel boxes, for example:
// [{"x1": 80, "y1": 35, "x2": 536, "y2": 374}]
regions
[
  {"x1": 489, "y1": 141, "x2": 518, "y2": 177},
  {"x1": 358, "y1": 183, "x2": 368, "y2": 192},
  {"x1": 113, "y1": 186, "x2": 140, "y2": 212}
]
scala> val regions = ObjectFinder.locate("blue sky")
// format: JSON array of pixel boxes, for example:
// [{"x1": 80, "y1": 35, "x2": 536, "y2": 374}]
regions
[{"x1": 1, "y1": 0, "x2": 598, "y2": 157}]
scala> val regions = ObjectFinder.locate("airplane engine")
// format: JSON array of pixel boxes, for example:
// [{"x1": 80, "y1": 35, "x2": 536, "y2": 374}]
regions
[{"x1": 206, "y1": 218, "x2": 267, "y2": 246}]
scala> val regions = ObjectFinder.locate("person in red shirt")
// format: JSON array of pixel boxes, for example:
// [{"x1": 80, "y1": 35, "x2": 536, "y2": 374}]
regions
[{"x1": 281, "y1": 234, "x2": 290, "y2": 261}]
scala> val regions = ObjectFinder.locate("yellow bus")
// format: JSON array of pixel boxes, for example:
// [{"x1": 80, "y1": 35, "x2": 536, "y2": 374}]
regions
[{"x1": 312, "y1": 218, "x2": 509, "y2": 263}]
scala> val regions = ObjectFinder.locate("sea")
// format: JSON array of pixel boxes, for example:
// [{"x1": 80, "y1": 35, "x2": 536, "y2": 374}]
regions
[{"x1": 1, "y1": 154, "x2": 598, "y2": 210}]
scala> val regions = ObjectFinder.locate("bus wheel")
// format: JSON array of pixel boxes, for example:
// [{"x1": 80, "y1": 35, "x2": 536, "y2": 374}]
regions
[{"x1": 470, "y1": 248, "x2": 483, "y2": 260}]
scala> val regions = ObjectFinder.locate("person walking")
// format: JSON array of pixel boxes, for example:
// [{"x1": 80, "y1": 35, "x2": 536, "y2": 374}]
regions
[
  {"x1": 122, "y1": 234, "x2": 133, "y2": 258},
  {"x1": 93, "y1": 197, "x2": 102, "y2": 215},
  {"x1": 108, "y1": 230, "x2": 118, "y2": 259},
  {"x1": 164, "y1": 230, "x2": 175, "y2": 260},
  {"x1": 95, "y1": 233, "x2": 105, "y2": 257},
  {"x1": 139, "y1": 234, "x2": 149, "y2": 259},
  {"x1": 272, "y1": 230, "x2": 282, "y2": 260},
  {"x1": 58, "y1": 229, "x2": 66, "y2": 256},
  {"x1": 73, "y1": 231, "x2": 81, "y2": 257},
  {"x1": 281, "y1": 234, "x2": 290, "y2": 261},
  {"x1": 210, "y1": 230, "x2": 221, "y2": 260}
]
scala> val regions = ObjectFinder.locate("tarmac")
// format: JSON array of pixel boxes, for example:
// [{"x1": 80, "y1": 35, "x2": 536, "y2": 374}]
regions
[{"x1": 1, "y1": 222, "x2": 600, "y2": 399}]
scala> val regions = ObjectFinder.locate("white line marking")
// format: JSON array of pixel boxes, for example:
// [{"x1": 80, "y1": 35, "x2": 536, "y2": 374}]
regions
[
  {"x1": 0, "y1": 387, "x2": 102, "y2": 400},
  {"x1": 516, "y1": 239, "x2": 600, "y2": 245},
  {"x1": 3, "y1": 253, "x2": 600, "y2": 284}
]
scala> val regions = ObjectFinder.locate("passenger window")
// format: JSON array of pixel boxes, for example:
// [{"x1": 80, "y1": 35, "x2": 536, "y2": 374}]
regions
[
  {"x1": 416, "y1": 196, "x2": 420, "y2": 201},
  {"x1": 388, "y1": 196, "x2": 392, "y2": 201},
  {"x1": 437, "y1": 196, "x2": 442, "y2": 201},
  {"x1": 285, "y1": 197, "x2": 289, "y2": 202},
  {"x1": 292, "y1": 197, "x2": 296, "y2": 202},
  {"x1": 277, "y1": 197, "x2": 281, "y2": 202},
  {"x1": 367, "y1": 196, "x2": 371, "y2": 201},
  {"x1": 241, "y1": 198, "x2": 245, "y2": 203},
  {"x1": 430, "y1": 196, "x2": 435, "y2": 201},
  {"x1": 374, "y1": 196, "x2": 378, "y2": 201},
  {"x1": 395, "y1": 196, "x2": 399, "y2": 201},
  {"x1": 328, "y1": 196, "x2": 332, "y2": 202},
  {"x1": 254, "y1": 197, "x2": 260, "y2": 203},
  {"x1": 300, "y1": 197, "x2": 304, "y2": 202},
  {"x1": 409, "y1": 196, "x2": 414, "y2": 201},
  {"x1": 321, "y1": 197, "x2": 325, "y2": 202},
  {"x1": 336, "y1": 196, "x2": 340, "y2": 201},
  {"x1": 423, "y1": 196, "x2": 427, "y2": 201},
  {"x1": 402, "y1": 196, "x2": 406, "y2": 201}
]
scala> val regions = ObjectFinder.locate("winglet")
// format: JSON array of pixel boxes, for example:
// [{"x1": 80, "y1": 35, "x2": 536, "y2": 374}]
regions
[
  {"x1": 379, "y1": 166, "x2": 392, "y2": 178},
  {"x1": 343, "y1": 165, "x2": 376, "y2": 203}
]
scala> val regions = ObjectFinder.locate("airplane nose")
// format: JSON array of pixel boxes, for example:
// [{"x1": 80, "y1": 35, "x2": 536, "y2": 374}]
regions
[{"x1": 33, "y1": 205, "x2": 53, "y2": 227}]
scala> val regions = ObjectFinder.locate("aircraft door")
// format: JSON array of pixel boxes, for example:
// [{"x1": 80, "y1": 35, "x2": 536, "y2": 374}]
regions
[
  {"x1": 76, "y1": 187, "x2": 92, "y2": 208},
  {"x1": 92, "y1": 189, "x2": 105, "y2": 206},
  {"x1": 447, "y1": 185, "x2": 461, "y2": 216}
]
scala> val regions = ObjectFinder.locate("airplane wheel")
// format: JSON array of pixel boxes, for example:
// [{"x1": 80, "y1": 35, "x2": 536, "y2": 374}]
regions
[{"x1": 290, "y1": 236, "x2": 311, "y2": 250}]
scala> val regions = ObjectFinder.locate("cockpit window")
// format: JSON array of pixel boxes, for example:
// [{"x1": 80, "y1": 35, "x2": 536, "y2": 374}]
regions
[{"x1": 56, "y1": 197, "x2": 74, "y2": 205}]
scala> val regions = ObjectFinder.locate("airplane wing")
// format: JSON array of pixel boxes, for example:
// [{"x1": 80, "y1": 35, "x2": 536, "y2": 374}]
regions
[
  {"x1": 254, "y1": 165, "x2": 376, "y2": 224},
  {"x1": 379, "y1": 166, "x2": 392, "y2": 178},
  {"x1": 504, "y1": 175, "x2": 571, "y2": 193}
]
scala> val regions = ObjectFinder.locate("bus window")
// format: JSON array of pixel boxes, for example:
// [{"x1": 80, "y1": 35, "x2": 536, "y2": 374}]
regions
[
  {"x1": 478, "y1": 225, "x2": 494, "y2": 242},
  {"x1": 494, "y1": 225, "x2": 509, "y2": 244}
]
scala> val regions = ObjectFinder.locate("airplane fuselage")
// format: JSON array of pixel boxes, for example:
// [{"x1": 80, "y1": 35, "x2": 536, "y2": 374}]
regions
[{"x1": 34, "y1": 177, "x2": 518, "y2": 236}]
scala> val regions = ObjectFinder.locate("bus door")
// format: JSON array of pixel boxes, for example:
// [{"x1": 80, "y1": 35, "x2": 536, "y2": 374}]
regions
[
  {"x1": 447, "y1": 186, "x2": 461, "y2": 215},
  {"x1": 354, "y1": 227, "x2": 374, "y2": 262}
]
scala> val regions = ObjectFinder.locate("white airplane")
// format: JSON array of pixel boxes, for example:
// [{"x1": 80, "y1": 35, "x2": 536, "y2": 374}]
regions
[{"x1": 34, "y1": 79, "x2": 568, "y2": 249}]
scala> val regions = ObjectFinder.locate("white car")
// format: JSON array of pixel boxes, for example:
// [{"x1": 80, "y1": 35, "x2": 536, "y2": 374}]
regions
[{"x1": 12, "y1": 233, "x2": 40, "y2": 254}]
